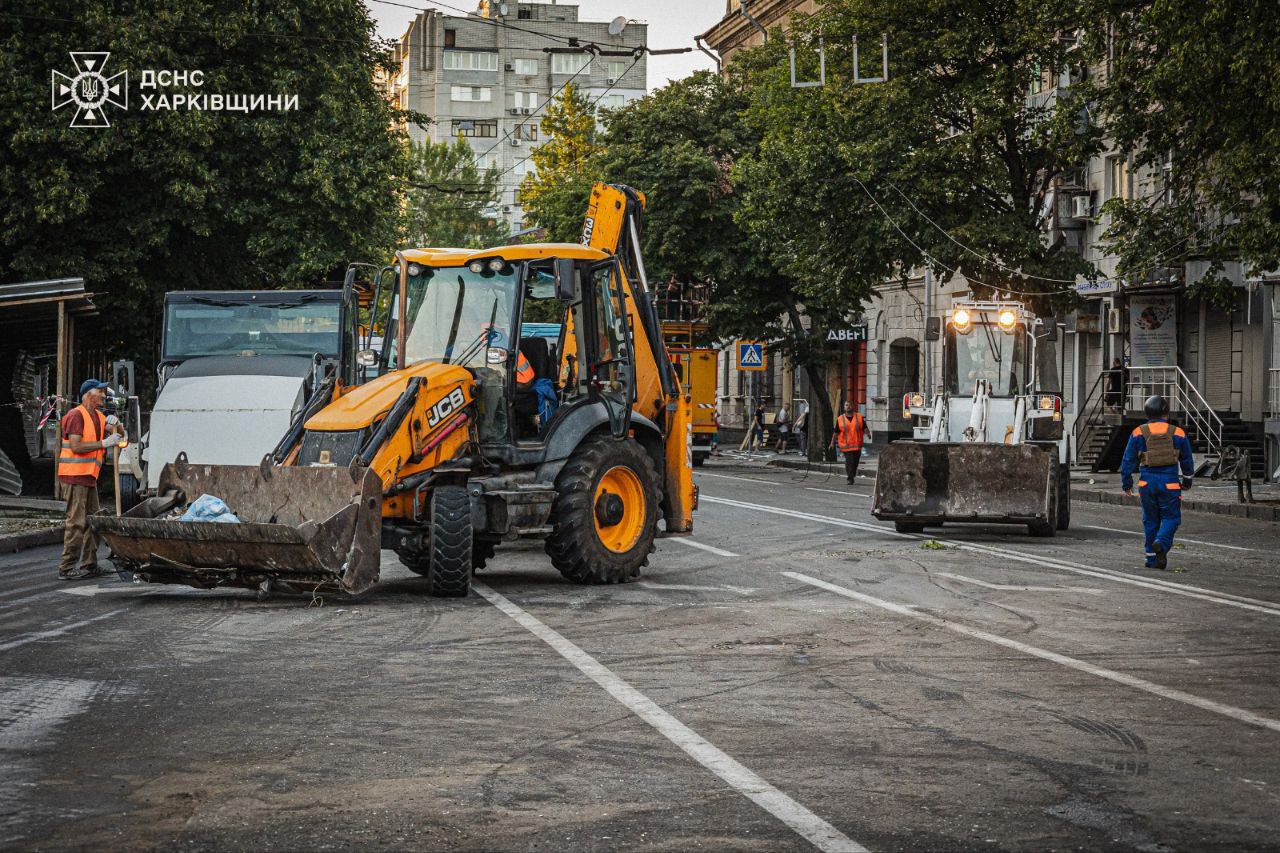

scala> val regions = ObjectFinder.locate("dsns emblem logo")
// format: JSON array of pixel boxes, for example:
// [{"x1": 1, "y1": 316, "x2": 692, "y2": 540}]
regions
[{"x1": 51, "y1": 52, "x2": 128, "y2": 128}]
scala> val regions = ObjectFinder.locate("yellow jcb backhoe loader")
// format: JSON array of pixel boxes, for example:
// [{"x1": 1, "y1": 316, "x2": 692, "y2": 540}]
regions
[{"x1": 92, "y1": 184, "x2": 695, "y2": 597}]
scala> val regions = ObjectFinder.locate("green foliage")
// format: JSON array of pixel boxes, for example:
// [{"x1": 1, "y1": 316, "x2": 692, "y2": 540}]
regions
[
  {"x1": 1088, "y1": 0, "x2": 1280, "y2": 298},
  {"x1": 518, "y1": 85, "x2": 600, "y2": 241},
  {"x1": 0, "y1": 0, "x2": 406, "y2": 371},
  {"x1": 404, "y1": 138, "x2": 506, "y2": 249},
  {"x1": 737, "y1": 0, "x2": 1100, "y2": 312}
]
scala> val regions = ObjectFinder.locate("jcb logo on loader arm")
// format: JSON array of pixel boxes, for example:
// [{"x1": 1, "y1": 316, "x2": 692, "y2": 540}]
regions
[{"x1": 428, "y1": 387, "x2": 466, "y2": 428}]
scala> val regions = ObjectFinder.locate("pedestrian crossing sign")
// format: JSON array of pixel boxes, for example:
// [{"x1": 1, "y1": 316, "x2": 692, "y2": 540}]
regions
[{"x1": 736, "y1": 341, "x2": 766, "y2": 371}]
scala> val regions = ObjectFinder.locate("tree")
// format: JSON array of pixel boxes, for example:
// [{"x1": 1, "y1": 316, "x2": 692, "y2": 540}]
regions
[
  {"x1": 405, "y1": 138, "x2": 506, "y2": 249},
  {"x1": 1087, "y1": 0, "x2": 1280, "y2": 304},
  {"x1": 736, "y1": 0, "x2": 1101, "y2": 313},
  {"x1": 518, "y1": 85, "x2": 600, "y2": 241},
  {"x1": 0, "y1": 0, "x2": 406, "y2": 379}
]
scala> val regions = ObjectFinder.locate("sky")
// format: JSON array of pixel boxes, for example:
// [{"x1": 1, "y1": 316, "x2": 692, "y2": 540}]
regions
[{"x1": 365, "y1": 0, "x2": 723, "y2": 88}]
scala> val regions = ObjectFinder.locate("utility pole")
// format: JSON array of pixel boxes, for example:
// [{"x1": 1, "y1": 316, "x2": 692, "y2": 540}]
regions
[{"x1": 923, "y1": 267, "x2": 934, "y2": 394}]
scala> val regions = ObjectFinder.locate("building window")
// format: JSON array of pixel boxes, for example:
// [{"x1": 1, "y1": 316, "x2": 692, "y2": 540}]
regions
[
  {"x1": 450, "y1": 85, "x2": 492, "y2": 102},
  {"x1": 514, "y1": 91, "x2": 539, "y2": 110},
  {"x1": 598, "y1": 94, "x2": 625, "y2": 110},
  {"x1": 517, "y1": 8, "x2": 531, "y2": 18},
  {"x1": 443, "y1": 50, "x2": 498, "y2": 72},
  {"x1": 551, "y1": 52, "x2": 590, "y2": 75},
  {"x1": 452, "y1": 119, "x2": 498, "y2": 138},
  {"x1": 606, "y1": 60, "x2": 627, "y2": 79},
  {"x1": 1106, "y1": 155, "x2": 1131, "y2": 200},
  {"x1": 511, "y1": 58, "x2": 538, "y2": 75},
  {"x1": 515, "y1": 122, "x2": 538, "y2": 141},
  {"x1": 443, "y1": 29, "x2": 456, "y2": 48}
]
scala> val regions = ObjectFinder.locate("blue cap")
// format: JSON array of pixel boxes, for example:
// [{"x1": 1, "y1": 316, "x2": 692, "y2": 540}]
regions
[{"x1": 79, "y1": 379, "x2": 110, "y2": 397}]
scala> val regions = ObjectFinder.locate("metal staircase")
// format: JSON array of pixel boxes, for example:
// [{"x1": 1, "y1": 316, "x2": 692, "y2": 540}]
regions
[{"x1": 1124, "y1": 367, "x2": 1223, "y2": 459}]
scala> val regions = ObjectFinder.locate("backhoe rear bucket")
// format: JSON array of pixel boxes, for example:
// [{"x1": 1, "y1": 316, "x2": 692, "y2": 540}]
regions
[
  {"x1": 872, "y1": 442, "x2": 1053, "y2": 526},
  {"x1": 91, "y1": 456, "x2": 382, "y2": 595}
]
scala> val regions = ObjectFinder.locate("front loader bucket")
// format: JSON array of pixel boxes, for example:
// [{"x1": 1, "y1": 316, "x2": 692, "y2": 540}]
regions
[
  {"x1": 872, "y1": 442, "x2": 1053, "y2": 526},
  {"x1": 90, "y1": 456, "x2": 382, "y2": 595}
]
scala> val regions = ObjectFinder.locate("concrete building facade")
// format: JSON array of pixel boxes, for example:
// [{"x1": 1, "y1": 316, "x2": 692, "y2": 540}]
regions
[{"x1": 389, "y1": 2, "x2": 647, "y2": 227}]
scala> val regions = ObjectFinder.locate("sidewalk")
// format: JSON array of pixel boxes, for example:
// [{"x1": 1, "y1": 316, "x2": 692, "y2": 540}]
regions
[{"x1": 757, "y1": 454, "x2": 1280, "y2": 523}]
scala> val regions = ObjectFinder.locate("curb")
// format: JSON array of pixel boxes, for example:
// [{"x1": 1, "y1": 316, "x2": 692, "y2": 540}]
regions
[
  {"x1": 0, "y1": 525, "x2": 64, "y2": 554},
  {"x1": 766, "y1": 458, "x2": 1279, "y2": 522},
  {"x1": 1068, "y1": 487, "x2": 1280, "y2": 523}
]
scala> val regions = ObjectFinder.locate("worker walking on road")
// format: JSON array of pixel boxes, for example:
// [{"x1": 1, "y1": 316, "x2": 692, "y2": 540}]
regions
[
  {"x1": 830, "y1": 401, "x2": 871, "y2": 485},
  {"x1": 1120, "y1": 395, "x2": 1195, "y2": 570},
  {"x1": 58, "y1": 379, "x2": 125, "y2": 579}
]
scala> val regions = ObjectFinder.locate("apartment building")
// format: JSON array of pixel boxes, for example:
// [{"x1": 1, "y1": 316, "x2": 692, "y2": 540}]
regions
[{"x1": 389, "y1": 2, "x2": 647, "y2": 228}]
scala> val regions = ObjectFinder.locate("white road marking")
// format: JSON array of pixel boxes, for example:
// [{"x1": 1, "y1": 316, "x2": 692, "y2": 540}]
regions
[
  {"x1": 1080, "y1": 524, "x2": 1256, "y2": 552},
  {"x1": 806, "y1": 488, "x2": 871, "y2": 500},
  {"x1": 0, "y1": 590, "x2": 60, "y2": 611},
  {"x1": 638, "y1": 581, "x2": 757, "y2": 596},
  {"x1": 932, "y1": 572, "x2": 1103, "y2": 594},
  {"x1": 474, "y1": 582, "x2": 865, "y2": 853},
  {"x1": 785, "y1": 571, "x2": 1280, "y2": 735},
  {"x1": 0, "y1": 610, "x2": 125, "y2": 654},
  {"x1": 695, "y1": 471, "x2": 779, "y2": 485},
  {"x1": 667, "y1": 537, "x2": 741, "y2": 558},
  {"x1": 1, "y1": 580, "x2": 59, "y2": 599},
  {"x1": 702, "y1": 495, "x2": 1280, "y2": 617}
]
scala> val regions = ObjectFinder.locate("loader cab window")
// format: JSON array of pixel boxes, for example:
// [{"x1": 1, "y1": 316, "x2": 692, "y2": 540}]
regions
[{"x1": 945, "y1": 317, "x2": 1026, "y2": 397}]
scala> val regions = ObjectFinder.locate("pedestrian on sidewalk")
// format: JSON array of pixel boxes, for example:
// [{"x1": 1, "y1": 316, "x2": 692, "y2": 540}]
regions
[
  {"x1": 748, "y1": 402, "x2": 765, "y2": 451},
  {"x1": 774, "y1": 403, "x2": 791, "y2": 453},
  {"x1": 1106, "y1": 357, "x2": 1126, "y2": 411},
  {"x1": 794, "y1": 403, "x2": 809, "y2": 457},
  {"x1": 1119, "y1": 395, "x2": 1195, "y2": 570},
  {"x1": 57, "y1": 379, "x2": 125, "y2": 579},
  {"x1": 829, "y1": 401, "x2": 871, "y2": 484},
  {"x1": 710, "y1": 406, "x2": 720, "y2": 456}
]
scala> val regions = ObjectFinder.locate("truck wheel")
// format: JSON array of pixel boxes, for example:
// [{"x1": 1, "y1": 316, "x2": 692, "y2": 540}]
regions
[
  {"x1": 546, "y1": 434, "x2": 660, "y2": 585},
  {"x1": 692, "y1": 453, "x2": 707, "y2": 468},
  {"x1": 427, "y1": 485, "x2": 473, "y2": 597},
  {"x1": 118, "y1": 473, "x2": 141, "y2": 512},
  {"x1": 894, "y1": 521, "x2": 926, "y2": 534},
  {"x1": 1055, "y1": 463, "x2": 1071, "y2": 531}
]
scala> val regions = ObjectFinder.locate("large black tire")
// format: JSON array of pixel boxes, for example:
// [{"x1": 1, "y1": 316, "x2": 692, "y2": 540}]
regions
[
  {"x1": 426, "y1": 485, "x2": 473, "y2": 596},
  {"x1": 118, "y1": 473, "x2": 141, "y2": 512},
  {"x1": 692, "y1": 453, "x2": 707, "y2": 468},
  {"x1": 545, "y1": 434, "x2": 660, "y2": 584},
  {"x1": 894, "y1": 521, "x2": 926, "y2": 534},
  {"x1": 1056, "y1": 462, "x2": 1071, "y2": 531}
]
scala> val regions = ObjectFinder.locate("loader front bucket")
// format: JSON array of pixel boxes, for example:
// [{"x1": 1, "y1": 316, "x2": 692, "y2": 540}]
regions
[
  {"x1": 872, "y1": 441, "x2": 1054, "y2": 526},
  {"x1": 90, "y1": 456, "x2": 382, "y2": 595}
]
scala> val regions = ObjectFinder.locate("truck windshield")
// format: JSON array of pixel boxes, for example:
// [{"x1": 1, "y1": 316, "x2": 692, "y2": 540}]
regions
[
  {"x1": 946, "y1": 320, "x2": 1026, "y2": 397},
  {"x1": 396, "y1": 264, "x2": 518, "y2": 367},
  {"x1": 163, "y1": 298, "x2": 342, "y2": 361}
]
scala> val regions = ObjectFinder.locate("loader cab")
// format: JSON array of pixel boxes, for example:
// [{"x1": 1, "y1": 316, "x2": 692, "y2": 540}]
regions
[{"x1": 943, "y1": 304, "x2": 1030, "y2": 398}]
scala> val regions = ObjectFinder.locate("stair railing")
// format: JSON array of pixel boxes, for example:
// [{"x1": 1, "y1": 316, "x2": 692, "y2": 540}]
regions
[
  {"x1": 1125, "y1": 365, "x2": 1223, "y2": 457},
  {"x1": 1268, "y1": 368, "x2": 1280, "y2": 418},
  {"x1": 1072, "y1": 369, "x2": 1112, "y2": 462}
]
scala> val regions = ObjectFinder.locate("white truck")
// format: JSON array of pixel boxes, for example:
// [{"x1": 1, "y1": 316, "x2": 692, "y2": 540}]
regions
[
  {"x1": 120, "y1": 286, "x2": 360, "y2": 504},
  {"x1": 873, "y1": 300, "x2": 1071, "y2": 536}
]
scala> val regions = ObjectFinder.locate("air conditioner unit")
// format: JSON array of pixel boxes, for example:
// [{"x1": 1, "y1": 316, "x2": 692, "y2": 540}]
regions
[
  {"x1": 504, "y1": 63, "x2": 514, "y2": 72},
  {"x1": 519, "y1": 107, "x2": 532, "y2": 115},
  {"x1": 510, "y1": 137, "x2": 521, "y2": 146},
  {"x1": 606, "y1": 77, "x2": 618, "y2": 85},
  {"x1": 508, "y1": 107, "x2": 521, "y2": 115},
  {"x1": 1107, "y1": 307, "x2": 1122, "y2": 334},
  {"x1": 1071, "y1": 194, "x2": 1091, "y2": 219}
]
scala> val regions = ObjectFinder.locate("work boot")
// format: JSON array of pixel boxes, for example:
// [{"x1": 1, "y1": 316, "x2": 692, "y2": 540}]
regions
[{"x1": 1152, "y1": 542, "x2": 1168, "y2": 571}]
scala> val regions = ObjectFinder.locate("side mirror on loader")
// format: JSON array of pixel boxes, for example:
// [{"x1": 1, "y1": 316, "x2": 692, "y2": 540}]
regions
[
  {"x1": 554, "y1": 258, "x2": 577, "y2": 301},
  {"x1": 1039, "y1": 317, "x2": 1060, "y2": 341},
  {"x1": 924, "y1": 317, "x2": 941, "y2": 341}
]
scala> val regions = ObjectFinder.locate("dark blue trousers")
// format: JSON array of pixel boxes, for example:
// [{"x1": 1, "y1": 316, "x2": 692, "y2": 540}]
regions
[{"x1": 1138, "y1": 468, "x2": 1182, "y2": 567}]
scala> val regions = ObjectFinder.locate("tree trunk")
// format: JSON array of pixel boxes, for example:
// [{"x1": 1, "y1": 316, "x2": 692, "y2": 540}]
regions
[{"x1": 783, "y1": 301, "x2": 836, "y2": 463}]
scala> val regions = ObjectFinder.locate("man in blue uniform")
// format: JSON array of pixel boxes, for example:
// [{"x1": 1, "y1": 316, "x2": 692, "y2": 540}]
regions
[{"x1": 1119, "y1": 395, "x2": 1195, "y2": 569}]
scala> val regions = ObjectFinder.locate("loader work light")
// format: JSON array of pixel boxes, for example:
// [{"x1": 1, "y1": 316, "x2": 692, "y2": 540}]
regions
[
  {"x1": 487, "y1": 258, "x2": 505, "y2": 272},
  {"x1": 997, "y1": 309, "x2": 1017, "y2": 331},
  {"x1": 407, "y1": 263, "x2": 422, "y2": 277},
  {"x1": 951, "y1": 307, "x2": 972, "y2": 333},
  {"x1": 467, "y1": 260, "x2": 485, "y2": 274}
]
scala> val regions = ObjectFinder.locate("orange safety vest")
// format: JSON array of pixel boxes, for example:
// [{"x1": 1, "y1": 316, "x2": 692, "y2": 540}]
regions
[
  {"x1": 836, "y1": 413, "x2": 865, "y2": 453},
  {"x1": 58, "y1": 405, "x2": 105, "y2": 482},
  {"x1": 516, "y1": 351, "x2": 535, "y2": 385}
]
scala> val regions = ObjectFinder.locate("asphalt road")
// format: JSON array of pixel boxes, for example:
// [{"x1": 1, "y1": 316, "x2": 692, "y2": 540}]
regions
[{"x1": 2, "y1": 459, "x2": 1278, "y2": 851}]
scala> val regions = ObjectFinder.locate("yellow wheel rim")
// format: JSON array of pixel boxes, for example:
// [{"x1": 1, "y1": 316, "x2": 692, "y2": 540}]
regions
[{"x1": 593, "y1": 465, "x2": 646, "y2": 553}]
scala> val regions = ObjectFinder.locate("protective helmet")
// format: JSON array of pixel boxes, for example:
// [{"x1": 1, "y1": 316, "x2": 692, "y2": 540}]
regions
[{"x1": 1143, "y1": 395, "x2": 1169, "y2": 418}]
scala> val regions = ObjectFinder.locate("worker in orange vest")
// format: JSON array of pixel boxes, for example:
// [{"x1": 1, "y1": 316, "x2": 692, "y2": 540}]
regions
[
  {"x1": 58, "y1": 379, "x2": 125, "y2": 579},
  {"x1": 829, "y1": 400, "x2": 872, "y2": 484},
  {"x1": 1119, "y1": 395, "x2": 1195, "y2": 569}
]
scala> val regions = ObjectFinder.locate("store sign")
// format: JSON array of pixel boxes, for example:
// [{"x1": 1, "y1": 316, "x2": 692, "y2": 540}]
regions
[
  {"x1": 825, "y1": 325, "x2": 867, "y2": 342},
  {"x1": 1129, "y1": 295, "x2": 1178, "y2": 367},
  {"x1": 1075, "y1": 277, "x2": 1118, "y2": 296}
]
